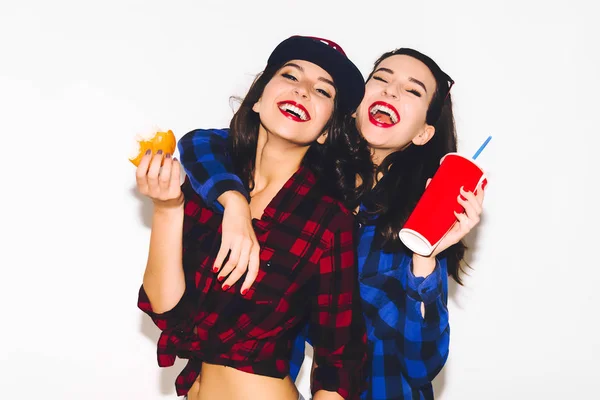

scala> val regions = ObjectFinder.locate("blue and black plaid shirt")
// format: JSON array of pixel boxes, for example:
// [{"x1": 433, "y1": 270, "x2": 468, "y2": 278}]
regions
[{"x1": 178, "y1": 128, "x2": 450, "y2": 400}]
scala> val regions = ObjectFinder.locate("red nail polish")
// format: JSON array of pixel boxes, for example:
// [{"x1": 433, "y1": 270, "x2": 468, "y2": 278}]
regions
[
  {"x1": 213, "y1": 267, "x2": 219, "y2": 273},
  {"x1": 241, "y1": 289, "x2": 248, "y2": 295},
  {"x1": 222, "y1": 285, "x2": 230, "y2": 291},
  {"x1": 217, "y1": 276, "x2": 225, "y2": 282},
  {"x1": 482, "y1": 179, "x2": 488, "y2": 190}
]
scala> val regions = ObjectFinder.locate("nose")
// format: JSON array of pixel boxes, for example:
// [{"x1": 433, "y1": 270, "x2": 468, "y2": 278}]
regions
[
  {"x1": 293, "y1": 84, "x2": 310, "y2": 99},
  {"x1": 382, "y1": 85, "x2": 398, "y2": 99}
]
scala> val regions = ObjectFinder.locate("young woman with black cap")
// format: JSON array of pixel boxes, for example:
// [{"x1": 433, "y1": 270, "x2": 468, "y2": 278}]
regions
[
  {"x1": 134, "y1": 35, "x2": 371, "y2": 400},
  {"x1": 176, "y1": 47, "x2": 487, "y2": 400}
]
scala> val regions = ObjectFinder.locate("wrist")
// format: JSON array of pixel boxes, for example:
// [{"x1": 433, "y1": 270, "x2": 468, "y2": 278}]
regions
[
  {"x1": 412, "y1": 253, "x2": 437, "y2": 278},
  {"x1": 218, "y1": 190, "x2": 248, "y2": 208},
  {"x1": 152, "y1": 197, "x2": 184, "y2": 215}
]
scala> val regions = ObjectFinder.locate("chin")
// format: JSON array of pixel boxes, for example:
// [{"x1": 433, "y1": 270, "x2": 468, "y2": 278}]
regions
[
  {"x1": 265, "y1": 124, "x2": 313, "y2": 146},
  {"x1": 360, "y1": 126, "x2": 389, "y2": 149}
]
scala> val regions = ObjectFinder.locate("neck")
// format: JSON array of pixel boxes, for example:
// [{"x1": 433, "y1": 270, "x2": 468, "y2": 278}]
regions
[
  {"x1": 251, "y1": 125, "x2": 309, "y2": 194},
  {"x1": 370, "y1": 145, "x2": 405, "y2": 187},
  {"x1": 371, "y1": 141, "x2": 412, "y2": 173},
  {"x1": 371, "y1": 149, "x2": 387, "y2": 168}
]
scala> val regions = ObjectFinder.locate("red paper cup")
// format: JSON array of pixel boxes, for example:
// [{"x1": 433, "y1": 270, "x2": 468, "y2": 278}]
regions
[{"x1": 399, "y1": 153, "x2": 487, "y2": 256}]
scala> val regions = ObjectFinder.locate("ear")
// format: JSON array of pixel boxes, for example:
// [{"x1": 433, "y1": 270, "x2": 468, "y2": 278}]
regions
[
  {"x1": 412, "y1": 124, "x2": 435, "y2": 146},
  {"x1": 252, "y1": 98, "x2": 261, "y2": 113},
  {"x1": 316, "y1": 130, "x2": 329, "y2": 145}
]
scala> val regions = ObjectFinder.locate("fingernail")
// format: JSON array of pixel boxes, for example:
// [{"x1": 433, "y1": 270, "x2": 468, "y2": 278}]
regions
[
  {"x1": 213, "y1": 267, "x2": 219, "y2": 273},
  {"x1": 481, "y1": 179, "x2": 488, "y2": 190},
  {"x1": 217, "y1": 276, "x2": 225, "y2": 282},
  {"x1": 157, "y1": 150, "x2": 163, "y2": 155},
  {"x1": 145, "y1": 149, "x2": 151, "y2": 155},
  {"x1": 222, "y1": 285, "x2": 230, "y2": 291},
  {"x1": 241, "y1": 289, "x2": 248, "y2": 295},
  {"x1": 166, "y1": 153, "x2": 171, "y2": 159},
  {"x1": 458, "y1": 194, "x2": 467, "y2": 201}
]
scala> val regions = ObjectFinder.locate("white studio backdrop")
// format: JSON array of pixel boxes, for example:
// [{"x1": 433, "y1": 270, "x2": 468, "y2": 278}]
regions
[{"x1": 1, "y1": 1, "x2": 598, "y2": 399}]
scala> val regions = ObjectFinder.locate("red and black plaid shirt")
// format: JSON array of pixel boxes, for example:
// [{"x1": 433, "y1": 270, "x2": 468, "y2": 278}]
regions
[{"x1": 138, "y1": 166, "x2": 367, "y2": 399}]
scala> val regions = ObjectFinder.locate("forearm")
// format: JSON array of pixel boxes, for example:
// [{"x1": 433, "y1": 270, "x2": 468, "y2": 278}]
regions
[
  {"x1": 401, "y1": 318, "x2": 450, "y2": 388},
  {"x1": 177, "y1": 128, "x2": 249, "y2": 211},
  {"x1": 142, "y1": 205, "x2": 185, "y2": 313},
  {"x1": 403, "y1": 257, "x2": 450, "y2": 387}
]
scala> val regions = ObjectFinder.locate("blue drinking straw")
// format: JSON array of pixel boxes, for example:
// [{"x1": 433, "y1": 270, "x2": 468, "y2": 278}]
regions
[{"x1": 472, "y1": 135, "x2": 492, "y2": 160}]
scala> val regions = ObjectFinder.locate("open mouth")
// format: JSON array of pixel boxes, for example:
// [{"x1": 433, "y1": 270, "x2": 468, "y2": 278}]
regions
[
  {"x1": 278, "y1": 101, "x2": 311, "y2": 122},
  {"x1": 368, "y1": 101, "x2": 400, "y2": 127}
]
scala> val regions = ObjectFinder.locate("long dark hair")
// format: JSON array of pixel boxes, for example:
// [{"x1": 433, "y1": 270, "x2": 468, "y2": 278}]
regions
[
  {"x1": 229, "y1": 62, "x2": 373, "y2": 210},
  {"x1": 364, "y1": 49, "x2": 467, "y2": 284}
]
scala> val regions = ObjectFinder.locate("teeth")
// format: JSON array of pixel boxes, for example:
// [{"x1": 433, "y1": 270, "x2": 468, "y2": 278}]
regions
[
  {"x1": 279, "y1": 103, "x2": 308, "y2": 120},
  {"x1": 370, "y1": 104, "x2": 399, "y2": 124}
]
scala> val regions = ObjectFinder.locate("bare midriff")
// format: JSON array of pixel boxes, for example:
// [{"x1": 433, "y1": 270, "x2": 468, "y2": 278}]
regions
[{"x1": 185, "y1": 362, "x2": 299, "y2": 400}]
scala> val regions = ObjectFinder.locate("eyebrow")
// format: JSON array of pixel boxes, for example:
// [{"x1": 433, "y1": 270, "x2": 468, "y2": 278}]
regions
[
  {"x1": 283, "y1": 62, "x2": 336, "y2": 89},
  {"x1": 373, "y1": 67, "x2": 428, "y2": 93},
  {"x1": 409, "y1": 77, "x2": 428, "y2": 94}
]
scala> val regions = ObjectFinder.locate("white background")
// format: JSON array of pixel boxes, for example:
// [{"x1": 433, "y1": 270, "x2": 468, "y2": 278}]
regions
[{"x1": 1, "y1": 1, "x2": 598, "y2": 399}]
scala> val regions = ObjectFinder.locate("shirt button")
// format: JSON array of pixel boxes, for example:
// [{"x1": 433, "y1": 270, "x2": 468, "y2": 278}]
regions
[
  {"x1": 266, "y1": 261, "x2": 272, "y2": 267},
  {"x1": 358, "y1": 223, "x2": 363, "y2": 228}
]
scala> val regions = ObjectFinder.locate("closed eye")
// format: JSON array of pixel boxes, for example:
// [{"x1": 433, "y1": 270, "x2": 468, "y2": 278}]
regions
[
  {"x1": 407, "y1": 89, "x2": 422, "y2": 97},
  {"x1": 282, "y1": 73, "x2": 298, "y2": 81},
  {"x1": 316, "y1": 88, "x2": 332, "y2": 98},
  {"x1": 372, "y1": 75, "x2": 388, "y2": 83}
]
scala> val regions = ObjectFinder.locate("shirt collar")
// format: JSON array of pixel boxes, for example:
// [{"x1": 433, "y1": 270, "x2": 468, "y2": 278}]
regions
[{"x1": 257, "y1": 165, "x2": 316, "y2": 227}]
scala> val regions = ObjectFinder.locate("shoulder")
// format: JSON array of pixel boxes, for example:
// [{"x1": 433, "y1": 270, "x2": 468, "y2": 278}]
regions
[
  {"x1": 184, "y1": 127, "x2": 230, "y2": 137},
  {"x1": 308, "y1": 185, "x2": 355, "y2": 237},
  {"x1": 301, "y1": 167, "x2": 353, "y2": 214},
  {"x1": 317, "y1": 194, "x2": 353, "y2": 220},
  {"x1": 179, "y1": 128, "x2": 230, "y2": 144}
]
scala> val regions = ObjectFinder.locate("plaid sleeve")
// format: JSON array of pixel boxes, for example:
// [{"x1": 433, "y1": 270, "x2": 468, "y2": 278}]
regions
[
  {"x1": 136, "y1": 181, "x2": 202, "y2": 332},
  {"x1": 177, "y1": 128, "x2": 250, "y2": 212},
  {"x1": 137, "y1": 176, "x2": 214, "y2": 330},
  {"x1": 137, "y1": 285, "x2": 194, "y2": 331},
  {"x1": 401, "y1": 256, "x2": 450, "y2": 388},
  {"x1": 309, "y1": 213, "x2": 368, "y2": 400},
  {"x1": 137, "y1": 284, "x2": 198, "y2": 369},
  {"x1": 406, "y1": 257, "x2": 444, "y2": 306}
]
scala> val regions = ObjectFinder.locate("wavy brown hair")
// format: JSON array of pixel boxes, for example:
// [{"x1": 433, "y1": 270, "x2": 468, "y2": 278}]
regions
[
  {"x1": 363, "y1": 49, "x2": 467, "y2": 284},
  {"x1": 229, "y1": 62, "x2": 374, "y2": 210}
]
